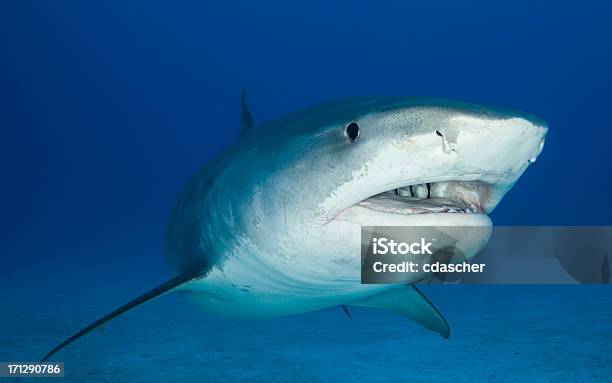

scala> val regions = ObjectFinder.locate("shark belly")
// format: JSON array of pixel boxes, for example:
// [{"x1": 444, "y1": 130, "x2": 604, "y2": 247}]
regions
[{"x1": 178, "y1": 249, "x2": 391, "y2": 319}]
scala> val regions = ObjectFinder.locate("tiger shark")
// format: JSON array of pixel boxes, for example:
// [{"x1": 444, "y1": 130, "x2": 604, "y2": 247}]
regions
[{"x1": 42, "y1": 91, "x2": 547, "y2": 361}]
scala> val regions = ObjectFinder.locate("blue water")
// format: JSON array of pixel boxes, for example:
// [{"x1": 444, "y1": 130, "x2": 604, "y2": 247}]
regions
[
  {"x1": 1, "y1": 1, "x2": 611, "y2": 382},
  {"x1": 2, "y1": 285, "x2": 611, "y2": 382}
]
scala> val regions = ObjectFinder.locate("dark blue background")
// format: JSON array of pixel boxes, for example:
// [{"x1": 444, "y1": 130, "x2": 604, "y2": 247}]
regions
[{"x1": 1, "y1": 1, "x2": 611, "y2": 285}]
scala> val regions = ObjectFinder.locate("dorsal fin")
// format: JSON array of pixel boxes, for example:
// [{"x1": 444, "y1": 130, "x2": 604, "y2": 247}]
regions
[
  {"x1": 41, "y1": 269, "x2": 202, "y2": 361},
  {"x1": 240, "y1": 88, "x2": 256, "y2": 133}
]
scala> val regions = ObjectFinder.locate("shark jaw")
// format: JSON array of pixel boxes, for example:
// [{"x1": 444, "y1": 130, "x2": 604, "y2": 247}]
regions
[
  {"x1": 331, "y1": 178, "x2": 495, "y2": 227},
  {"x1": 363, "y1": 181, "x2": 488, "y2": 215}
]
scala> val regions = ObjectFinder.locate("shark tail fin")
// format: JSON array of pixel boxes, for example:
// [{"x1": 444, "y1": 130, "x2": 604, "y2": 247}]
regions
[
  {"x1": 349, "y1": 285, "x2": 450, "y2": 338},
  {"x1": 41, "y1": 269, "x2": 202, "y2": 362}
]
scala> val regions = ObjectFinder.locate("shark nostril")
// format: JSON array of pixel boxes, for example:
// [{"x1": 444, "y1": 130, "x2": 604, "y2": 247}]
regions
[{"x1": 435, "y1": 129, "x2": 456, "y2": 153}]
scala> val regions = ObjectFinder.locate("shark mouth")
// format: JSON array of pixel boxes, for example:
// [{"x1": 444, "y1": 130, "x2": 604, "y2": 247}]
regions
[{"x1": 355, "y1": 180, "x2": 490, "y2": 216}]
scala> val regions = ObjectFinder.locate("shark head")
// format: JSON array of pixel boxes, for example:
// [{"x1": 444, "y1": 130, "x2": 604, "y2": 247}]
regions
[
  {"x1": 317, "y1": 97, "x2": 547, "y2": 226},
  {"x1": 195, "y1": 96, "x2": 548, "y2": 297},
  {"x1": 230, "y1": 97, "x2": 545, "y2": 232}
]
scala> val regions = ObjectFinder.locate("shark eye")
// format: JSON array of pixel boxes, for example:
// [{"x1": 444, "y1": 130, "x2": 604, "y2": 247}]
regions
[{"x1": 345, "y1": 122, "x2": 360, "y2": 142}]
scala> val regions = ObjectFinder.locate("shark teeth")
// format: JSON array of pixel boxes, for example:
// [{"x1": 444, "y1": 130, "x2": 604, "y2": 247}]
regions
[
  {"x1": 396, "y1": 187, "x2": 412, "y2": 197},
  {"x1": 412, "y1": 184, "x2": 429, "y2": 198},
  {"x1": 368, "y1": 181, "x2": 488, "y2": 215}
]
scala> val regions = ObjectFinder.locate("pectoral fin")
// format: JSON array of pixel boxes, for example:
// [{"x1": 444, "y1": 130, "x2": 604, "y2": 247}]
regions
[
  {"x1": 350, "y1": 285, "x2": 450, "y2": 338},
  {"x1": 41, "y1": 269, "x2": 202, "y2": 361}
]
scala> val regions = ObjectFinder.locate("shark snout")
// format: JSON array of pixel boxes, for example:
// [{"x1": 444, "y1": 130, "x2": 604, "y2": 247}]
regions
[
  {"x1": 452, "y1": 114, "x2": 548, "y2": 169},
  {"x1": 504, "y1": 117, "x2": 548, "y2": 166},
  {"x1": 528, "y1": 123, "x2": 548, "y2": 164}
]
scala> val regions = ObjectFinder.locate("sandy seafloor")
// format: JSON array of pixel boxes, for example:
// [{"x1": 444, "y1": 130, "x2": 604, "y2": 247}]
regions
[{"x1": 1, "y1": 285, "x2": 610, "y2": 382}]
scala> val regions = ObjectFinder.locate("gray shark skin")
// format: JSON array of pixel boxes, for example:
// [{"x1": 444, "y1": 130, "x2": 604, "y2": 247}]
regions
[{"x1": 42, "y1": 92, "x2": 547, "y2": 361}]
